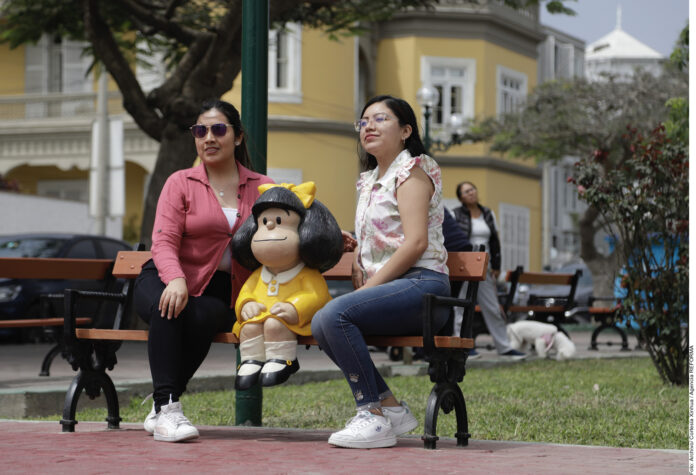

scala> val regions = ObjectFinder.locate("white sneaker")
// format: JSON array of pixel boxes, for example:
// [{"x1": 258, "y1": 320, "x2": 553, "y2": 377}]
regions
[
  {"x1": 143, "y1": 403, "x2": 157, "y2": 434},
  {"x1": 141, "y1": 393, "x2": 156, "y2": 434},
  {"x1": 153, "y1": 401, "x2": 199, "y2": 442},
  {"x1": 328, "y1": 410, "x2": 396, "y2": 449},
  {"x1": 382, "y1": 401, "x2": 418, "y2": 436}
]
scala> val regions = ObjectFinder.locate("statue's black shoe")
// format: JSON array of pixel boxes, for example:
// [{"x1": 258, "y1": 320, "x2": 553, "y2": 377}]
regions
[
  {"x1": 234, "y1": 360, "x2": 264, "y2": 390},
  {"x1": 260, "y1": 359, "x2": 300, "y2": 387}
]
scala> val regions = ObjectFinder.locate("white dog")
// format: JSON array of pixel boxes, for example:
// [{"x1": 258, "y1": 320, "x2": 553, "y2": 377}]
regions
[{"x1": 506, "y1": 321, "x2": 576, "y2": 360}]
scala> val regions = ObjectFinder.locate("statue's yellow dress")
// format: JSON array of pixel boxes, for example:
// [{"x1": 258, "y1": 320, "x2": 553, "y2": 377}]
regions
[{"x1": 233, "y1": 263, "x2": 331, "y2": 337}]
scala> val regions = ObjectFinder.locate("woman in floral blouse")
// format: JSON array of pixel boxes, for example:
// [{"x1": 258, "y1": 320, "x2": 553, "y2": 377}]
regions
[{"x1": 311, "y1": 95, "x2": 450, "y2": 449}]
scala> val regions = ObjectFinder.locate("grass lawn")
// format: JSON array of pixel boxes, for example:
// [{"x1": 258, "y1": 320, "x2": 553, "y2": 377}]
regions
[{"x1": 39, "y1": 356, "x2": 687, "y2": 450}]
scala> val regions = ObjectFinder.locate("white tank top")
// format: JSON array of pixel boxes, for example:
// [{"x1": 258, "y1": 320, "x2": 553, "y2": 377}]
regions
[{"x1": 217, "y1": 208, "x2": 238, "y2": 273}]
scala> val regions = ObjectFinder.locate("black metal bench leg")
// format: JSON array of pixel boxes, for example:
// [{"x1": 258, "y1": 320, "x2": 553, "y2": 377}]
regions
[
  {"x1": 423, "y1": 381, "x2": 470, "y2": 449},
  {"x1": 39, "y1": 343, "x2": 62, "y2": 377},
  {"x1": 590, "y1": 324, "x2": 629, "y2": 351},
  {"x1": 589, "y1": 324, "x2": 605, "y2": 350},
  {"x1": 61, "y1": 371, "x2": 86, "y2": 432},
  {"x1": 99, "y1": 372, "x2": 122, "y2": 429},
  {"x1": 60, "y1": 369, "x2": 122, "y2": 432}
]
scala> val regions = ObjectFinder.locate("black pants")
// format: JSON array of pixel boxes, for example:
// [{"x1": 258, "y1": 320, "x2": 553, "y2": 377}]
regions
[{"x1": 134, "y1": 260, "x2": 234, "y2": 410}]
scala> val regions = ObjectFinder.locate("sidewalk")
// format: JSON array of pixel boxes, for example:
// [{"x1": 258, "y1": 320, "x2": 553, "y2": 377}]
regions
[
  {"x1": 0, "y1": 329, "x2": 684, "y2": 474},
  {"x1": 0, "y1": 420, "x2": 685, "y2": 474}
]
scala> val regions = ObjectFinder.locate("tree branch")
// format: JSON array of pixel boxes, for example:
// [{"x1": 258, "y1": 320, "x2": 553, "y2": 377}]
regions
[
  {"x1": 82, "y1": 0, "x2": 164, "y2": 140},
  {"x1": 115, "y1": 0, "x2": 203, "y2": 44}
]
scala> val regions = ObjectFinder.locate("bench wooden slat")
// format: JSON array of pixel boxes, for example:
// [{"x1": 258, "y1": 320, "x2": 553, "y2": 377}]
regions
[
  {"x1": 113, "y1": 251, "x2": 152, "y2": 278},
  {"x1": 112, "y1": 250, "x2": 490, "y2": 283},
  {"x1": 0, "y1": 317, "x2": 92, "y2": 329},
  {"x1": 322, "y1": 252, "x2": 353, "y2": 280},
  {"x1": 0, "y1": 258, "x2": 112, "y2": 280},
  {"x1": 516, "y1": 272, "x2": 576, "y2": 285},
  {"x1": 75, "y1": 328, "x2": 474, "y2": 349}
]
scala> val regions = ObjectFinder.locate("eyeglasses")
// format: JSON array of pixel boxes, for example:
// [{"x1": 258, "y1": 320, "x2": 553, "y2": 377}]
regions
[
  {"x1": 354, "y1": 113, "x2": 391, "y2": 132},
  {"x1": 190, "y1": 123, "x2": 234, "y2": 139}
]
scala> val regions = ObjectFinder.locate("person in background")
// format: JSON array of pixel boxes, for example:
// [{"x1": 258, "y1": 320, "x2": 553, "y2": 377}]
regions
[
  {"x1": 311, "y1": 95, "x2": 451, "y2": 449},
  {"x1": 134, "y1": 99, "x2": 274, "y2": 442},
  {"x1": 452, "y1": 181, "x2": 526, "y2": 360}
]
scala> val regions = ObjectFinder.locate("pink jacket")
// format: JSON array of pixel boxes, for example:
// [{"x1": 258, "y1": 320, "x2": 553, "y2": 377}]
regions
[{"x1": 151, "y1": 162, "x2": 274, "y2": 305}]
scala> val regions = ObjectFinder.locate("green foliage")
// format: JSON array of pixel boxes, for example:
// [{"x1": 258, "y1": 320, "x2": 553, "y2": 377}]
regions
[
  {"x1": 41, "y1": 358, "x2": 687, "y2": 449},
  {"x1": 502, "y1": 0, "x2": 576, "y2": 15},
  {"x1": 467, "y1": 71, "x2": 687, "y2": 165},
  {"x1": 668, "y1": 24, "x2": 689, "y2": 73},
  {"x1": 570, "y1": 98, "x2": 688, "y2": 385}
]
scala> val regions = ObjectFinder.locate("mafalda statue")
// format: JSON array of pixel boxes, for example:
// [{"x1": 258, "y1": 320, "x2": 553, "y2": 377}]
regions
[{"x1": 231, "y1": 182, "x2": 343, "y2": 389}]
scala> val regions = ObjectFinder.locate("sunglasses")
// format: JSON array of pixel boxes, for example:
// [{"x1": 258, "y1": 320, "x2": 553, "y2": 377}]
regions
[{"x1": 190, "y1": 123, "x2": 234, "y2": 139}]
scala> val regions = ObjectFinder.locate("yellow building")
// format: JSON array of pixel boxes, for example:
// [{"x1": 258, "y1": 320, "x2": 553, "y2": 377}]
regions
[{"x1": 0, "y1": 2, "x2": 547, "y2": 272}]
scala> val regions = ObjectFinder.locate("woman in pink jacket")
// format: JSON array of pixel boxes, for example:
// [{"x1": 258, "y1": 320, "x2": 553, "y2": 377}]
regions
[{"x1": 134, "y1": 99, "x2": 273, "y2": 443}]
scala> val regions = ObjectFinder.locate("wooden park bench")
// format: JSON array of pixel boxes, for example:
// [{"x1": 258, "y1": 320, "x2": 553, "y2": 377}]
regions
[
  {"x1": 0, "y1": 257, "x2": 118, "y2": 375},
  {"x1": 575, "y1": 296, "x2": 631, "y2": 351},
  {"x1": 58, "y1": 248, "x2": 488, "y2": 449},
  {"x1": 500, "y1": 266, "x2": 582, "y2": 336}
]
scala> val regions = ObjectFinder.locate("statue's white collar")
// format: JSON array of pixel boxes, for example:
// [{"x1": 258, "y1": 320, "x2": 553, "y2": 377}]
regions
[{"x1": 261, "y1": 263, "x2": 305, "y2": 284}]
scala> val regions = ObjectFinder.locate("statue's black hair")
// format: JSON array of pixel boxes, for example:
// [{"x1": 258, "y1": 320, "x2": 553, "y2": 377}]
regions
[{"x1": 232, "y1": 187, "x2": 343, "y2": 273}]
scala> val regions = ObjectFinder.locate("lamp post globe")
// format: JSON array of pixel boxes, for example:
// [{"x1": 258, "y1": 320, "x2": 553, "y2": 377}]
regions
[
  {"x1": 416, "y1": 85, "x2": 439, "y2": 108},
  {"x1": 449, "y1": 113, "x2": 466, "y2": 136},
  {"x1": 416, "y1": 85, "x2": 439, "y2": 154}
]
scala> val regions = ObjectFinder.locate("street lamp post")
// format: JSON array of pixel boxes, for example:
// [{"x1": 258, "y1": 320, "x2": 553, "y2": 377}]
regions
[{"x1": 416, "y1": 84, "x2": 468, "y2": 156}]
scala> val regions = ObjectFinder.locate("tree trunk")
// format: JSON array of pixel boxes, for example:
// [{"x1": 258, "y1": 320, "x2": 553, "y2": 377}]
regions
[
  {"x1": 578, "y1": 205, "x2": 619, "y2": 302},
  {"x1": 139, "y1": 123, "x2": 198, "y2": 249}
]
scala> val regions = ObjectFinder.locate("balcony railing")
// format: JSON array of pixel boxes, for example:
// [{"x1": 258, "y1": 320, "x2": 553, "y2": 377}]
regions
[{"x1": 0, "y1": 91, "x2": 125, "y2": 122}]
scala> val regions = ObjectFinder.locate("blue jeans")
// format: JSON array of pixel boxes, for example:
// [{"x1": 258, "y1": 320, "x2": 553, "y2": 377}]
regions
[{"x1": 311, "y1": 268, "x2": 450, "y2": 411}]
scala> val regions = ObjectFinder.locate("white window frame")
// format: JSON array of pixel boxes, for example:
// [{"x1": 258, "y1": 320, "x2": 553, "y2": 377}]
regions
[
  {"x1": 268, "y1": 23, "x2": 302, "y2": 103},
  {"x1": 420, "y1": 56, "x2": 476, "y2": 134},
  {"x1": 498, "y1": 203, "x2": 530, "y2": 272},
  {"x1": 24, "y1": 35, "x2": 92, "y2": 118},
  {"x1": 496, "y1": 65, "x2": 527, "y2": 116}
]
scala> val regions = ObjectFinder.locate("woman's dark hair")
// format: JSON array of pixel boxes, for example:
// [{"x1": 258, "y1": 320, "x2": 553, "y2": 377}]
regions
[
  {"x1": 358, "y1": 95, "x2": 427, "y2": 171},
  {"x1": 232, "y1": 187, "x2": 344, "y2": 273},
  {"x1": 455, "y1": 181, "x2": 477, "y2": 201},
  {"x1": 198, "y1": 99, "x2": 254, "y2": 170}
]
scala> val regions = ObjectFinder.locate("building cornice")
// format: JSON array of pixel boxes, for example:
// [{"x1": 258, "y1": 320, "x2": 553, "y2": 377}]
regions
[
  {"x1": 379, "y1": 7, "x2": 544, "y2": 58},
  {"x1": 435, "y1": 154, "x2": 542, "y2": 179}
]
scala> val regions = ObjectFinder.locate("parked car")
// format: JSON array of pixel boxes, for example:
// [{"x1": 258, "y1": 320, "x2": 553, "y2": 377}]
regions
[
  {"x1": 0, "y1": 233, "x2": 132, "y2": 341},
  {"x1": 511, "y1": 261, "x2": 594, "y2": 323}
]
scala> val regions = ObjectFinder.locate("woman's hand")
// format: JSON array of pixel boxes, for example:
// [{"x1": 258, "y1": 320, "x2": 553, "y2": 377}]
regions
[
  {"x1": 159, "y1": 277, "x2": 188, "y2": 319},
  {"x1": 491, "y1": 269, "x2": 501, "y2": 280},
  {"x1": 341, "y1": 230, "x2": 357, "y2": 252},
  {"x1": 241, "y1": 301, "x2": 267, "y2": 321},
  {"x1": 270, "y1": 302, "x2": 299, "y2": 325}
]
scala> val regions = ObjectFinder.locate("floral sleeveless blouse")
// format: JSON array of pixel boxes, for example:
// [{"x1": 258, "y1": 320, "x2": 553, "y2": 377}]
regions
[{"x1": 354, "y1": 149, "x2": 448, "y2": 280}]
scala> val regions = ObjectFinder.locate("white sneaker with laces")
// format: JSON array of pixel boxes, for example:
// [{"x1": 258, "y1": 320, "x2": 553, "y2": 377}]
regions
[
  {"x1": 143, "y1": 403, "x2": 157, "y2": 434},
  {"x1": 381, "y1": 401, "x2": 418, "y2": 436},
  {"x1": 328, "y1": 410, "x2": 396, "y2": 449},
  {"x1": 153, "y1": 400, "x2": 199, "y2": 442}
]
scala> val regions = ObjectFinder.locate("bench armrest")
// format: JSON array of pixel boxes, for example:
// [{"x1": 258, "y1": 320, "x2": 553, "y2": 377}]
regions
[{"x1": 422, "y1": 280, "x2": 480, "y2": 355}]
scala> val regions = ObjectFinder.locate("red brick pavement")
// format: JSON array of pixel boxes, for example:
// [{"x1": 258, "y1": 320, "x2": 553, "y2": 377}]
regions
[{"x1": 0, "y1": 420, "x2": 686, "y2": 474}]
